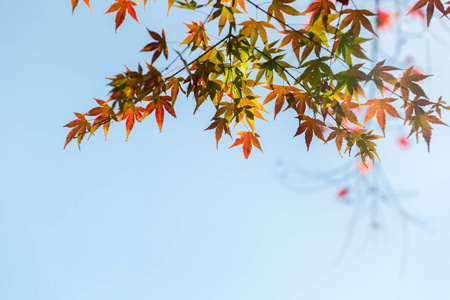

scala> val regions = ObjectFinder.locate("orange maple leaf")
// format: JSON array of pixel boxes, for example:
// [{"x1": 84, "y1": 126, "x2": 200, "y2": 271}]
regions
[
  {"x1": 179, "y1": 20, "x2": 209, "y2": 50},
  {"x1": 141, "y1": 96, "x2": 177, "y2": 132},
  {"x1": 86, "y1": 98, "x2": 117, "y2": 140},
  {"x1": 263, "y1": 85, "x2": 300, "y2": 119},
  {"x1": 278, "y1": 29, "x2": 309, "y2": 61},
  {"x1": 105, "y1": 0, "x2": 139, "y2": 31},
  {"x1": 325, "y1": 127, "x2": 348, "y2": 155},
  {"x1": 205, "y1": 117, "x2": 232, "y2": 149},
  {"x1": 240, "y1": 18, "x2": 277, "y2": 47},
  {"x1": 294, "y1": 116, "x2": 325, "y2": 150},
  {"x1": 229, "y1": 131, "x2": 263, "y2": 159},
  {"x1": 363, "y1": 98, "x2": 401, "y2": 135},
  {"x1": 368, "y1": 60, "x2": 399, "y2": 94},
  {"x1": 340, "y1": 9, "x2": 377, "y2": 36},
  {"x1": 304, "y1": 0, "x2": 338, "y2": 26},
  {"x1": 394, "y1": 66, "x2": 430, "y2": 101},
  {"x1": 64, "y1": 112, "x2": 92, "y2": 149},
  {"x1": 402, "y1": 97, "x2": 434, "y2": 123},
  {"x1": 117, "y1": 105, "x2": 145, "y2": 140},
  {"x1": 407, "y1": 112, "x2": 447, "y2": 151}
]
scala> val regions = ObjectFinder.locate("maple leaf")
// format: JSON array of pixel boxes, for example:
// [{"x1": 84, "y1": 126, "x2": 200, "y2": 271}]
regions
[
  {"x1": 86, "y1": 98, "x2": 117, "y2": 140},
  {"x1": 141, "y1": 96, "x2": 177, "y2": 132},
  {"x1": 298, "y1": 34, "x2": 324, "y2": 63},
  {"x1": 105, "y1": 0, "x2": 139, "y2": 32},
  {"x1": 166, "y1": 77, "x2": 181, "y2": 104},
  {"x1": 395, "y1": 66, "x2": 430, "y2": 100},
  {"x1": 334, "y1": 64, "x2": 368, "y2": 100},
  {"x1": 368, "y1": 60, "x2": 399, "y2": 94},
  {"x1": 232, "y1": 96, "x2": 269, "y2": 131},
  {"x1": 408, "y1": 0, "x2": 446, "y2": 26},
  {"x1": 325, "y1": 127, "x2": 348, "y2": 156},
  {"x1": 64, "y1": 112, "x2": 92, "y2": 149},
  {"x1": 205, "y1": 117, "x2": 232, "y2": 149},
  {"x1": 262, "y1": 85, "x2": 299, "y2": 119},
  {"x1": 297, "y1": 57, "x2": 332, "y2": 88},
  {"x1": 267, "y1": 0, "x2": 301, "y2": 29},
  {"x1": 303, "y1": 0, "x2": 336, "y2": 25},
  {"x1": 229, "y1": 131, "x2": 263, "y2": 159},
  {"x1": 285, "y1": 91, "x2": 311, "y2": 116},
  {"x1": 278, "y1": 29, "x2": 310, "y2": 61},
  {"x1": 363, "y1": 98, "x2": 402, "y2": 135},
  {"x1": 179, "y1": 20, "x2": 209, "y2": 50},
  {"x1": 252, "y1": 47, "x2": 293, "y2": 85},
  {"x1": 402, "y1": 96, "x2": 434, "y2": 124},
  {"x1": 407, "y1": 112, "x2": 448, "y2": 151},
  {"x1": 340, "y1": 9, "x2": 377, "y2": 36},
  {"x1": 332, "y1": 32, "x2": 371, "y2": 65},
  {"x1": 345, "y1": 129, "x2": 382, "y2": 165},
  {"x1": 430, "y1": 96, "x2": 450, "y2": 118},
  {"x1": 71, "y1": 0, "x2": 90, "y2": 13},
  {"x1": 141, "y1": 29, "x2": 169, "y2": 64},
  {"x1": 330, "y1": 99, "x2": 360, "y2": 128},
  {"x1": 294, "y1": 116, "x2": 326, "y2": 150},
  {"x1": 239, "y1": 18, "x2": 277, "y2": 48},
  {"x1": 209, "y1": 4, "x2": 241, "y2": 34},
  {"x1": 117, "y1": 103, "x2": 145, "y2": 140}
]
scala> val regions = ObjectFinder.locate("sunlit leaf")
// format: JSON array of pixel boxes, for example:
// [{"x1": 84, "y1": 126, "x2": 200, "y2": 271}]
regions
[{"x1": 229, "y1": 131, "x2": 263, "y2": 158}]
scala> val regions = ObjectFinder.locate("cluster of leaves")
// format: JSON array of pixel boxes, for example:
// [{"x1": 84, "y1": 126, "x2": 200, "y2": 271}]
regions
[{"x1": 66, "y1": 0, "x2": 449, "y2": 163}]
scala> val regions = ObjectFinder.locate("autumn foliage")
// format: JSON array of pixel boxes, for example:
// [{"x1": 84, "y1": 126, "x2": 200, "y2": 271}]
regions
[{"x1": 66, "y1": 0, "x2": 449, "y2": 163}]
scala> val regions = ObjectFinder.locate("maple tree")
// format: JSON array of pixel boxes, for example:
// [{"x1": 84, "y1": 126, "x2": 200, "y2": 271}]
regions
[{"x1": 66, "y1": 0, "x2": 450, "y2": 164}]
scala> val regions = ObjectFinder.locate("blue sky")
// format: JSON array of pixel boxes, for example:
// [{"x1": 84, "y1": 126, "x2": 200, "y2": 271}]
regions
[{"x1": 1, "y1": 1, "x2": 450, "y2": 299}]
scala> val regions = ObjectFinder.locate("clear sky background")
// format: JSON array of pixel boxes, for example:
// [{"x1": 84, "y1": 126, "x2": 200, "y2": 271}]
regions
[{"x1": 1, "y1": 1, "x2": 450, "y2": 299}]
